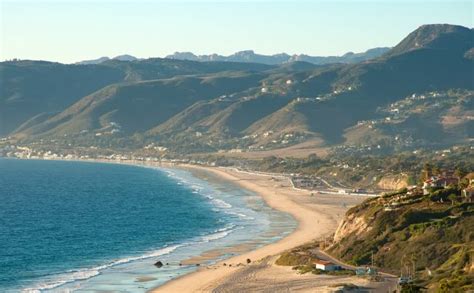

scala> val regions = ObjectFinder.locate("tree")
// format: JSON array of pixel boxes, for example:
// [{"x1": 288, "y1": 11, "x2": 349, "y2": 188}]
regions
[
  {"x1": 421, "y1": 163, "x2": 433, "y2": 181},
  {"x1": 454, "y1": 167, "x2": 466, "y2": 179},
  {"x1": 448, "y1": 193, "x2": 458, "y2": 206},
  {"x1": 401, "y1": 283, "x2": 424, "y2": 293},
  {"x1": 459, "y1": 177, "x2": 469, "y2": 189},
  {"x1": 407, "y1": 175, "x2": 417, "y2": 186}
]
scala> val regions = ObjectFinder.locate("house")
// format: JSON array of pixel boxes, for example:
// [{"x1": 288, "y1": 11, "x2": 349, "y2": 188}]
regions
[
  {"x1": 313, "y1": 260, "x2": 340, "y2": 271},
  {"x1": 423, "y1": 176, "x2": 459, "y2": 195}
]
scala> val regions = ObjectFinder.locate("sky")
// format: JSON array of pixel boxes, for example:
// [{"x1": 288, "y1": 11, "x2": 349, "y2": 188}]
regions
[{"x1": 0, "y1": 0, "x2": 472, "y2": 63}]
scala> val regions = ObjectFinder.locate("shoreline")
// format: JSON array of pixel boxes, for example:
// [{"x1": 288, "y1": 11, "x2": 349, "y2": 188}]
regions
[
  {"x1": 152, "y1": 164, "x2": 367, "y2": 292},
  {"x1": 5, "y1": 158, "x2": 369, "y2": 291}
]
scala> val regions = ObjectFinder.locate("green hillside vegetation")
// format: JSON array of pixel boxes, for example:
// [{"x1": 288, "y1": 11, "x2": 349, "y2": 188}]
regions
[{"x1": 327, "y1": 178, "x2": 474, "y2": 292}]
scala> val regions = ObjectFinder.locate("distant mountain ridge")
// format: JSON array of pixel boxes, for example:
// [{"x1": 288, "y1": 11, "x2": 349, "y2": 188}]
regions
[
  {"x1": 2, "y1": 24, "x2": 473, "y2": 154},
  {"x1": 75, "y1": 54, "x2": 139, "y2": 65},
  {"x1": 165, "y1": 48, "x2": 391, "y2": 65},
  {"x1": 75, "y1": 48, "x2": 391, "y2": 66}
]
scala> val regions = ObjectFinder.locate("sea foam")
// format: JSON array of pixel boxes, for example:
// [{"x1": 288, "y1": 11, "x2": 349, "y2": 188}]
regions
[{"x1": 23, "y1": 245, "x2": 182, "y2": 292}]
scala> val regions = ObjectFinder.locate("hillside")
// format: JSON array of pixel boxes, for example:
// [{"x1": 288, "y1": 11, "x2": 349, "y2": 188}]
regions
[
  {"x1": 386, "y1": 24, "x2": 473, "y2": 57},
  {"x1": 0, "y1": 61, "x2": 125, "y2": 136},
  {"x1": 343, "y1": 90, "x2": 474, "y2": 147},
  {"x1": 15, "y1": 72, "x2": 267, "y2": 139},
  {"x1": 328, "y1": 185, "x2": 473, "y2": 291},
  {"x1": 0, "y1": 59, "x2": 273, "y2": 137},
  {"x1": 3, "y1": 24, "x2": 474, "y2": 155}
]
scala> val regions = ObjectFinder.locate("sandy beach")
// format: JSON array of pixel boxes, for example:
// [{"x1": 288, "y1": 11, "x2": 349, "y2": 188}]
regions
[
  {"x1": 151, "y1": 164, "x2": 380, "y2": 292},
  {"x1": 15, "y1": 158, "x2": 396, "y2": 291}
]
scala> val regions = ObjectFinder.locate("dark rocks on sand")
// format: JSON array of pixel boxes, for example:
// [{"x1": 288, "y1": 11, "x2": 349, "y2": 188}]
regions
[
  {"x1": 246, "y1": 258, "x2": 251, "y2": 264},
  {"x1": 154, "y1": 261, "x2": 163, "y2": 268},
  {"x1": 196, "y1": 263, "x2": 200, "y2": 266}
]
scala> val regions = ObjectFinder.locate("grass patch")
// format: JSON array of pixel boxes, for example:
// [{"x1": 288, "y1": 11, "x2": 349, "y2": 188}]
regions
[{"x1": 276, "y1": 251, "x2": 312, "y2": 266}]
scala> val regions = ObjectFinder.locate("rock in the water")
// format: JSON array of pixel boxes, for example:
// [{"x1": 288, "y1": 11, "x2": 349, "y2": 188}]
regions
[{"x1": 154, "y1": 261, "x2": 163, "y2": 268}]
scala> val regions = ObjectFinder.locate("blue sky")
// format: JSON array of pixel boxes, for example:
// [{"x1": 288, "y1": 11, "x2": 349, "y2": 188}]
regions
[{"x1": 1, "y1": 0, "x2": 472, "y2": 63}]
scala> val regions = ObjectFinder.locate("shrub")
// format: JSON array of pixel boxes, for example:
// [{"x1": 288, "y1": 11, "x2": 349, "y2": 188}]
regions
[{"x1": 275, "y1": 251, "x2": 312, "y2": 266}]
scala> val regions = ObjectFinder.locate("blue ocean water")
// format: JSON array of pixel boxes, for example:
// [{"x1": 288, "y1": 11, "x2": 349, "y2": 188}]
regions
[{"x1": 0, "y1": 158, "x2": 296, "y2": 292}]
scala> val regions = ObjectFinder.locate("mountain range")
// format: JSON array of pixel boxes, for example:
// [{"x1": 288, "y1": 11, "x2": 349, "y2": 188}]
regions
[
  {"x1": 1, "y1": 24, "x2": 473, "y2": 155},
  {"x1": 74, "y1": 48, "x2": 391, "y2": 66},
  {"x1": 75, "y1": 54, "x2": 139, "y2": 65},
  {"x1": 165, "y1": 47, "x2": 391, "y2": 65}
]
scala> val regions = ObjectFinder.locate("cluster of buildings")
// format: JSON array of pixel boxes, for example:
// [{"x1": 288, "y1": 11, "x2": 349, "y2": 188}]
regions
[
  {"x1": 333, "y1": 144, "x2": 390, "y2": 156},
  {"x1": 291, "y1": 175, "x2": 378, "y2": 196},
  {"x1": 422, "y1": 171, "x2": 459, "y2": 195},
  {"x1": 291, "y1": 176, "x2": 326, "y2": 189}
]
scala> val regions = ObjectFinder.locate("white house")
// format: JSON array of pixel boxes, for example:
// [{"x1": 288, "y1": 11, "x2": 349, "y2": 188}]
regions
[
  {"x1": 462, "y1": 187, "x2": 474, "y2": 202},
  {"x1": 313, "y1": 260, "x2": 340, "y2": 271}
]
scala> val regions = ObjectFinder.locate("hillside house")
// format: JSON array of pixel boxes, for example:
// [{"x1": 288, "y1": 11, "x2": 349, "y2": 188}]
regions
[
  {"x1": 462, "y1": 187, "x2": 474, "y2": 202},
  {"x1": 313, "y1": 260, "x2": 340, "y2": 271},
  {"x1": 423, "y1": 176, "x2": 459, "y2": 195}
]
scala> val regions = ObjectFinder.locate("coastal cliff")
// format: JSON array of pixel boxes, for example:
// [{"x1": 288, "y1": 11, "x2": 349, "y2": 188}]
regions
[
  {"x1": 377, "y1": 174, "x2": 409, "y2": 190},
  {"x1": 328, "y1": 188, "x2": 473, "y2": 292},
  {"x1": 333, "y1": 208, "x2": 372, "y2": 243}
]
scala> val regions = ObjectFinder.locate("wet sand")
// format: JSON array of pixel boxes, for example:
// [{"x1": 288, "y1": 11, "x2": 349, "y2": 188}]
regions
[{"x1": 152, "y1": 165, "x2": 370, "y2": 292}]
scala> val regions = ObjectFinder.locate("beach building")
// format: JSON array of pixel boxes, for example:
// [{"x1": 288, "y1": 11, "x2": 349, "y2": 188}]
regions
[{"x1": 313, "y1": 260, "x2": 340, "y2": 271}]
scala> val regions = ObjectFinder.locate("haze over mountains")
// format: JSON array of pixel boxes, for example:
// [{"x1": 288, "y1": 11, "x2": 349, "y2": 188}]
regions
[
  {"x1": 76, "y1": 54, "x2": 139, "y2": 65},
  {"x1": 75, "y1": 48, "x2": 391, "y2": 66},
  {"x1": 1, "y1": 24, "x2": 473, "y2": 155},
  {"x1": 165, "y1": 47, "x2": 391, "y2": 65}
]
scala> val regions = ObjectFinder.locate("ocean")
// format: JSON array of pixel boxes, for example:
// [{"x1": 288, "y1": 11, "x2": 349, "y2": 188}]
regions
[{"x1": 0, "y1": 158, "x2": 296, "y2": 292}]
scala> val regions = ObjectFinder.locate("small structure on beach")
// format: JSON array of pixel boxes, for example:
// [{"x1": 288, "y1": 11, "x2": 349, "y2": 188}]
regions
[{"x1": 313, "y1": 260, "x2": 340, "y2": 271}]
